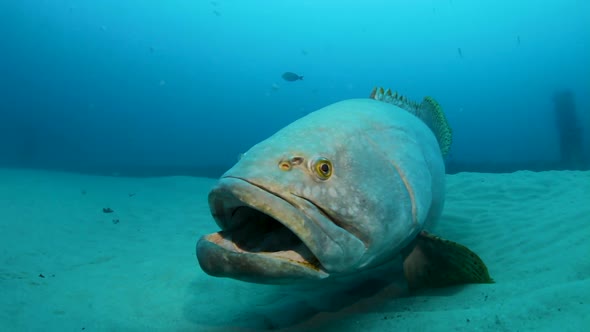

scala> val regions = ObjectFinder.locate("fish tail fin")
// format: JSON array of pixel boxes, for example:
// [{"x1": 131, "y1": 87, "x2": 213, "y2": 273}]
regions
[
  {"x1": 369, "y1": 87, "x2": 452, "y2": 157},
  {"x1": 299, "y1": 76, "x2": 304, "y2": 80}
]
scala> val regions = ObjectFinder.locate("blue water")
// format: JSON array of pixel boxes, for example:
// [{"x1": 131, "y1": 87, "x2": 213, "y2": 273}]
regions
[
  {"x1": 1, "y1": 0, "x2": 589, "y2": 176},
  {"x1": 0, "y1": 2, "x2": 589, "y2": 331}
]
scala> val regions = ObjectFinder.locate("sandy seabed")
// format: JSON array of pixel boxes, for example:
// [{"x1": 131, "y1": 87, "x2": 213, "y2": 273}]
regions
[{"x1": 0, "y1": 169, "x2": 588, "y2": 331}]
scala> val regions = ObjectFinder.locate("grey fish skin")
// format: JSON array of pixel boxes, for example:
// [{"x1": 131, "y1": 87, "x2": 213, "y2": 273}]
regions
[
  {"x1": 197, "y1": 98, "x2": 445, "y2": 284},
  {"x1": 282, "y1": 72, "x2": 304, "y2": 81}
]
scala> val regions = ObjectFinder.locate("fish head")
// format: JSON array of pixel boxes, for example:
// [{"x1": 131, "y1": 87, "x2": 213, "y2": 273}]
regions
[{"x1": 197, "y1": 100, "x2": 421, "y2": 284}]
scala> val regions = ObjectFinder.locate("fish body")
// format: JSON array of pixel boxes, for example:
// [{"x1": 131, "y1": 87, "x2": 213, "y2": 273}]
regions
[
  {"x1": 197, "y1": 88, "x2": 491, "y2": 289},
  {"x1": 282, "y1": 72, "x2": 304, "y2": 81}
]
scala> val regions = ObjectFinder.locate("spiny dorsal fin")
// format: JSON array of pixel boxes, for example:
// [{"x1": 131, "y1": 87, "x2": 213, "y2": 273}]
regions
[{"x1": 369, "y1": 87, "x2": 452, "y2": 157}]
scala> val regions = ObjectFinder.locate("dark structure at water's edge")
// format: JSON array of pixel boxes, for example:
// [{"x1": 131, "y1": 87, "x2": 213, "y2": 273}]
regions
[{"x1": 553, "y1": 90, "x2": 585, "y2": 170}]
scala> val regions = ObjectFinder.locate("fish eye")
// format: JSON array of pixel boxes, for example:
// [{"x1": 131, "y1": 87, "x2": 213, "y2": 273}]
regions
[{"x1": 312, "y1": 157, "x2": 332, "y2": 180}]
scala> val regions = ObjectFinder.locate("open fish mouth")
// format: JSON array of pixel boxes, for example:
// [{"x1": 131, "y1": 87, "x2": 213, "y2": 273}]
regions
[{"x1": 196, "y1": 176, "x2": 331, "y2": 283}]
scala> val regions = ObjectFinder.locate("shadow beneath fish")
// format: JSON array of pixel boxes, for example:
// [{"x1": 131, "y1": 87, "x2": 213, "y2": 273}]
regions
[{"x1": 183, "y1": 267, "x2": 466, "y2": 331}]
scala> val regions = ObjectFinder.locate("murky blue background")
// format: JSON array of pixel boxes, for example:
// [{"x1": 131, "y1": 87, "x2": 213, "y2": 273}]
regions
[{"x1": 1, "y1": 0, "x2": 588, "y2": 176}]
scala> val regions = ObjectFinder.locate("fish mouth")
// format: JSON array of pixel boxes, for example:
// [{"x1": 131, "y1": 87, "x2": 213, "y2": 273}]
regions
[{"x1": 197, "y1": 176, "x2": 366, "y2": 284}]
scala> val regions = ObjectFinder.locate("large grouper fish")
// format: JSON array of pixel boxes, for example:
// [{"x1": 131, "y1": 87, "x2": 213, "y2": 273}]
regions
[{"x1": 197, "y1": 87, "x2": 493, "y2": 291}]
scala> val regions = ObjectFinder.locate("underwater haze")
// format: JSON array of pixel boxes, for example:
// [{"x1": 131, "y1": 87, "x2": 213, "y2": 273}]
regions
[
  {"x1": 1, "y1": 1, "x2": 590, "y2": 331},
  {"x1": 0, "y1": 0, "x2": 589, "y2": 176}
]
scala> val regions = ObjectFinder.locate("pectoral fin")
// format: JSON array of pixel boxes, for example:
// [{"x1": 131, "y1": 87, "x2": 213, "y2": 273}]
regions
[{"x1": 401, "y1": 230, "x2": 493, "y2": 290}]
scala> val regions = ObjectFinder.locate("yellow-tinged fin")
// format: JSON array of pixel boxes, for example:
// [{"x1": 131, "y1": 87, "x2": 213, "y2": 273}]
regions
[
  {"x1": 401, "y1": 230, "x2": 493, "y2": 290},
  {"x1": 369, "y1": 87, "x2": 453, "y2": 157}
]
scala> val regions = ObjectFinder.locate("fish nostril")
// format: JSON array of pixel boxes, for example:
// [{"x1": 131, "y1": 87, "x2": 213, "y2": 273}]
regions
[
  {"x1": 278, "y1": 160, "x2": 292, "y2": 171},
  {"x1": 290, "y1": 156, "x2": 304, "y2": 165}
]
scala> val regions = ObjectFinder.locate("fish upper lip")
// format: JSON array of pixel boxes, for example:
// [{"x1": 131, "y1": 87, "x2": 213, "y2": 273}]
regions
[
  {"x1": 220, "y1": 176, "x2": 317, "y2": 239},
  {"x1": 225, "y1": 176, "x2": 298, "y2": 210},
  {"x1": 222, "y1": 176, "x2": 341, "y2": 241},
  {"x1": 225, "y1": 176, "x2": 343, "y2": 233}
]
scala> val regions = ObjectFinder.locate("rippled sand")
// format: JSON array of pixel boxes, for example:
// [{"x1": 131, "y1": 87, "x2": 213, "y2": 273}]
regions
[{"x1": 0, "y1": 169, "x2": 588, "y2": 331}]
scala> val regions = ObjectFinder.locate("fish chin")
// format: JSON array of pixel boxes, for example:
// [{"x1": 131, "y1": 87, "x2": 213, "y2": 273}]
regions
[{"x1": 196, "y1": 177, "x2": 331, "y2": 284}]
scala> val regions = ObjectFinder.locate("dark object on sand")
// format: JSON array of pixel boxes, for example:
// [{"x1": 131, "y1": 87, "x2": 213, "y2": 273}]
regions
[
  {"x1": 282, "y1": 72, "x2": 303, "y2": 81},
  {"x1": 103, "y1": 208, "x2": 114, "y2": 213},
  {"x1": 553, "y1": 90, "x2": 584, "y2": 169}
]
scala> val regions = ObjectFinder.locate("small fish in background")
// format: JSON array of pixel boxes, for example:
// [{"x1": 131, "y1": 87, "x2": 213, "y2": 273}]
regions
[
  {"x1": 517, "y1": 35, "x2": 521, "y2": 46},
  {"x1": 282, "y1": 72, "x2": 304, "y2": 82},
  {"x1": 271, "y1": 83, "x2": 280, "y2": 91},
  {"x1": 301, "y1": 49, "x2": 308, "y2": 56},
  {"x1": 212, "y1": 10, "x2": 221, "y2": 16},
  {"x1": 457, "y1": 47, "x2": 463, "y2": 58}
]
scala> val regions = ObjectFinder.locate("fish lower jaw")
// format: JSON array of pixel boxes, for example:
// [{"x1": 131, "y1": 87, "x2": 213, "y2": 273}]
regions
[
  {"x1": 196, "y1": 232, "x2": 328, "y2": 283},
  {"x1": 205, "y1": 231, "x2": 320, "y2": 267}
]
